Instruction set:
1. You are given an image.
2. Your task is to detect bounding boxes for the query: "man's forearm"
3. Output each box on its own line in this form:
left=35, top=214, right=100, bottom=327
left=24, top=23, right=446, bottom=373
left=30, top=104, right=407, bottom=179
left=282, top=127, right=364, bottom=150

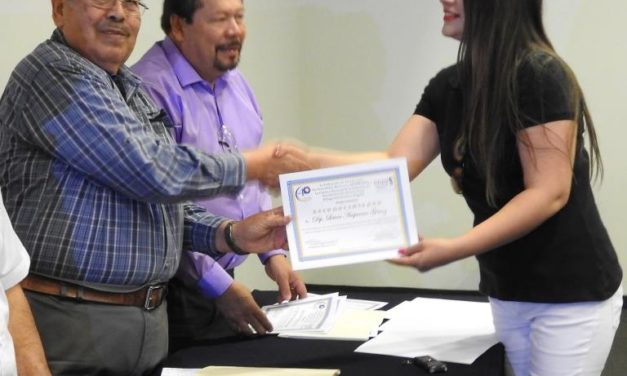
left=7, top=285, right=51, bottom=376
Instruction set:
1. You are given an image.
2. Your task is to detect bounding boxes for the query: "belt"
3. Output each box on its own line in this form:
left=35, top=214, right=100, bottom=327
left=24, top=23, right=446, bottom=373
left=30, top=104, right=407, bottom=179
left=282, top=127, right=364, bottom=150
left=21, top=274, right=167, bottom=311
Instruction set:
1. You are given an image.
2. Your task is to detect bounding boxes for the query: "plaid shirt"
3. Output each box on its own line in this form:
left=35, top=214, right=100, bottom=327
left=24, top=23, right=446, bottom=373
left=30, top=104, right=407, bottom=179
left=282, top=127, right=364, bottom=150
left=0, top=30, right=246, bottom=289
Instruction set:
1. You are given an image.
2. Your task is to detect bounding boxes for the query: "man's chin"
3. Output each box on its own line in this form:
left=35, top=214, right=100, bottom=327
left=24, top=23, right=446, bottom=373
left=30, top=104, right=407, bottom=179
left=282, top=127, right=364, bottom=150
left=214, top=61, right=239, bottom=73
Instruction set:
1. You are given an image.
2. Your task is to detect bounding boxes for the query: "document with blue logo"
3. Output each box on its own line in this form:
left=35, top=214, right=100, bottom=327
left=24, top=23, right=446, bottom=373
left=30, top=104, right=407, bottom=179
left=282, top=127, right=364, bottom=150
left=279, top=158, right=418, bottom=270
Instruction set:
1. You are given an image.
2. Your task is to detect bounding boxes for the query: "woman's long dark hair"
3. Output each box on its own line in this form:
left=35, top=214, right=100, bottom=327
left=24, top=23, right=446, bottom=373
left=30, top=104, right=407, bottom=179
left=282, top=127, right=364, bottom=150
left=457, top=0, right=601, bottom=207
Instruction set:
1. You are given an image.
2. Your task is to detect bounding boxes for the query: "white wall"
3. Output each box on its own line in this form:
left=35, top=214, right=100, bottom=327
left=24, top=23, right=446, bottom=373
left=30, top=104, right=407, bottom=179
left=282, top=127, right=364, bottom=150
left=2, top=0, right=625, bottom=293
left=240, top=0, right=627, bottom=292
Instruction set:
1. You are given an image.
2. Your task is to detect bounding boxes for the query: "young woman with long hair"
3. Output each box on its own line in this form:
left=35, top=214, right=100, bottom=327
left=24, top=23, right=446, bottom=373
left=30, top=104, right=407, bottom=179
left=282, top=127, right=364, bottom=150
left=299, top=0, right=623, bottom=374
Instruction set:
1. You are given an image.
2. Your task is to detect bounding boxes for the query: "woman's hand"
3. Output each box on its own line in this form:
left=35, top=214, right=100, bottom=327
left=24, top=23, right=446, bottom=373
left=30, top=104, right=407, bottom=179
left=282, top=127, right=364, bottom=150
left=387, top=237, right=463, bottom=272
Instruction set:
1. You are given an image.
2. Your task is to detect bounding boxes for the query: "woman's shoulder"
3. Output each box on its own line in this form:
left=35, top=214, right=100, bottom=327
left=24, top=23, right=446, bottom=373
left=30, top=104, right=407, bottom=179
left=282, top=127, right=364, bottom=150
left=414, top=63, right=461, bottom=124
left=420, top=63, right=461, bottom=99
left=518, top=50, right=570, bottom=83
left=516, top=49, right=577, bottom=126
left=430, top=63, right=460, bottom=86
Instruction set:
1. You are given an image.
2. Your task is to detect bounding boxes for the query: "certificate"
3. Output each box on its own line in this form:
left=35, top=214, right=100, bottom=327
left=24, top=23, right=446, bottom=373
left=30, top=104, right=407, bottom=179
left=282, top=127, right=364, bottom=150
left=261, top=293, right=342, bottom=333
left=279, top=158, right=418, bottom=270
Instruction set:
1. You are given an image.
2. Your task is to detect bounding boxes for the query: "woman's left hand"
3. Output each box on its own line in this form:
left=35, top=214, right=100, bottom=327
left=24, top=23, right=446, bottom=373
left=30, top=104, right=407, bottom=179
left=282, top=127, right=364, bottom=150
left=387, top=237, right=461, bottom=272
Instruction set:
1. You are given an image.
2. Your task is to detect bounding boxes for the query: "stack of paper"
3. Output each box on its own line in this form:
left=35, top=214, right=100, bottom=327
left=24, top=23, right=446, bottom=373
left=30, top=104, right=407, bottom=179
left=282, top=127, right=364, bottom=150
left=355, top=297, right=498, bottom=364
left=162, top=366, right=340, bottom=376
left=261, top=293, right=386, bottom=341
left=197, top=366, right=340, bottom=375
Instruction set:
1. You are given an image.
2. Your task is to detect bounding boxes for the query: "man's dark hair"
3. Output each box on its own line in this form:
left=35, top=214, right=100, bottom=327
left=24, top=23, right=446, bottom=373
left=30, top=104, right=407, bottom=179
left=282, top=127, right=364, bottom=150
left=161, top=0, right=204, bottom=34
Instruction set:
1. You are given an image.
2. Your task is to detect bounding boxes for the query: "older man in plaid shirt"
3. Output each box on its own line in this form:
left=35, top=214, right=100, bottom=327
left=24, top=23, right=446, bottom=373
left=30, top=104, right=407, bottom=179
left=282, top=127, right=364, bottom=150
left=0, top=0, right=308, bottom=374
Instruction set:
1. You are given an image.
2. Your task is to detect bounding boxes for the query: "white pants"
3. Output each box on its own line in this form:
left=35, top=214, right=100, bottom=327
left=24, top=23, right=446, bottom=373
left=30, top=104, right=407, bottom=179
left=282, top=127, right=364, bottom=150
left=489, top=285, right=623, bottom=376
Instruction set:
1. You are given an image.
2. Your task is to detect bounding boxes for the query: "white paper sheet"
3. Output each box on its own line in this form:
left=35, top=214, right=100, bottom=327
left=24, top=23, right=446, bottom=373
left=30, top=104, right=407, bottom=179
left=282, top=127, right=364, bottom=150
left=356, top=331, right=498, bottom=365
left=306, top=293, right=387, bottom=311
left=160, top=368, right=199, bottom=376
left=261, top=294, right=343, bottom=333
left=278, top=308, right=386, bottom=341
left=379, top=298, right=494, bottom=334
left=356, top=298, right=498, bottom=364
left=195, top=366, right=340, bottom=375
left=343, top=298, right=387, bottom=311
left=162, top=366, right=341, bottom=375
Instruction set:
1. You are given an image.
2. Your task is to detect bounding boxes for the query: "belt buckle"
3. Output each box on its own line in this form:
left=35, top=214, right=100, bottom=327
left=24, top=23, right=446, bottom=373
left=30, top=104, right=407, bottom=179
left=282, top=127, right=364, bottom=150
left=144, top=284, right=165, bottom=311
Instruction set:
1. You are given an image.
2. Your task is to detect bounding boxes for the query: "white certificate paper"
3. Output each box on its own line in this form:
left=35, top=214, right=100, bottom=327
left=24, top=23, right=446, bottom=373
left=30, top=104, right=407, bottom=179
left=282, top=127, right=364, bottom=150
left=262, top=293, right=342, bottom=333
left=279, top=158, right=418, bottom=270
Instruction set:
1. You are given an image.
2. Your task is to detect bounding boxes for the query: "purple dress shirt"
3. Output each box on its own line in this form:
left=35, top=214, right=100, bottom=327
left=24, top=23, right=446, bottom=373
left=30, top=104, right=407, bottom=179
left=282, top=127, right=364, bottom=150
left=132, top=37, right=285, bottom=298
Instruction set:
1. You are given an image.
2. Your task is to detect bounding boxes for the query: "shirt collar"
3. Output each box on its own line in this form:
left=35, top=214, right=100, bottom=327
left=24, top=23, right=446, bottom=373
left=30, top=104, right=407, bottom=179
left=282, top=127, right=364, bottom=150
left=51, top=28, right=143, bottom=97
left=161, top=36, right=230, bottom=91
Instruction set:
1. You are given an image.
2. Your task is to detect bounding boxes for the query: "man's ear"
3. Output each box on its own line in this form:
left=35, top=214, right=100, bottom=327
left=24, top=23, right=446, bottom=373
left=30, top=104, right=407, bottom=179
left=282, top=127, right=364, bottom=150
left=51, top=0, right=66, bottom=28
left=169, top=15, right=186, bottom=44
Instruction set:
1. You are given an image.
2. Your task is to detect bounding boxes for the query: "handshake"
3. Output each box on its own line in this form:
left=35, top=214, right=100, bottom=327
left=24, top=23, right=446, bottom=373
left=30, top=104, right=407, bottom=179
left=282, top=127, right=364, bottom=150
left=243, top=140, right=317, bottom=189
left=233, top=139, right=359, bottom=254
left=223, top=141, right=314, bottom=255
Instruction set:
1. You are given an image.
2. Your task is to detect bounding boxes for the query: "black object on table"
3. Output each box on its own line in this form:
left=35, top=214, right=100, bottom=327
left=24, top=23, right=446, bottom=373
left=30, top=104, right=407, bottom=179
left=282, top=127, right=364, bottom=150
left=157, top=284, right=505, bottom=376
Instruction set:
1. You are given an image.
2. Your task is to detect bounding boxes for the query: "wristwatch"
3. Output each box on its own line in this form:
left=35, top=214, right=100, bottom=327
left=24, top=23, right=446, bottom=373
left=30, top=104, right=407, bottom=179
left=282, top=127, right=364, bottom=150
left=224, top=221, right=249, bottom=255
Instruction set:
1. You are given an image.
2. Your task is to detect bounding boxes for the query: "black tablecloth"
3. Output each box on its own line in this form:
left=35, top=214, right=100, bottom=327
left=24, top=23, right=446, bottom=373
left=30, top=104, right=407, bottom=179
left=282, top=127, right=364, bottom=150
left=158, top=284, right=505, bottom=376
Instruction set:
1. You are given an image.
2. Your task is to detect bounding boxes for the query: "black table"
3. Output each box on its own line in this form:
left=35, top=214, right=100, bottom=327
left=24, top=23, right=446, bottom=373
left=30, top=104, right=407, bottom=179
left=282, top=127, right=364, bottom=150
left=158, top=284, right=505, bottom=376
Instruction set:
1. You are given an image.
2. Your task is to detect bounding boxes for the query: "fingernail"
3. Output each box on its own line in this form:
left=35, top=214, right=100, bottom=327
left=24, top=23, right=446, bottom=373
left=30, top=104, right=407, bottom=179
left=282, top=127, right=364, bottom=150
left=398, top=248, right=407, bottom=255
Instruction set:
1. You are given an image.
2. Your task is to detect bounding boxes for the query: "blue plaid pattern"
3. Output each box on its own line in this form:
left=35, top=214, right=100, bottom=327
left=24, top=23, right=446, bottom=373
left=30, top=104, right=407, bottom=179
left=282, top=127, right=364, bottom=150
left=0, top=30, right=246, bottom=288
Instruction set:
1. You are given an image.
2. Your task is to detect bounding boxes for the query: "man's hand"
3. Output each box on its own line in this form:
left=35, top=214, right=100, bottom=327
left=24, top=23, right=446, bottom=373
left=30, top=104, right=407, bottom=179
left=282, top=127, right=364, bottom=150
left=264, top=255, right=307, bottom=302
left=243, top=142, right=314, bottom=188
left=229, top=207, right=290, bottom=253
left=215, top=282, right=272, bottom=335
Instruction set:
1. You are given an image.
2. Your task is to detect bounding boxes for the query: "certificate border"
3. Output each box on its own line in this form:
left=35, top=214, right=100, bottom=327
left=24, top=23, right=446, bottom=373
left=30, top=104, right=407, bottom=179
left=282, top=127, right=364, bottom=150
left=286, top=167, right=409, bottom=260
left=279, top=158, right=418, bottom=270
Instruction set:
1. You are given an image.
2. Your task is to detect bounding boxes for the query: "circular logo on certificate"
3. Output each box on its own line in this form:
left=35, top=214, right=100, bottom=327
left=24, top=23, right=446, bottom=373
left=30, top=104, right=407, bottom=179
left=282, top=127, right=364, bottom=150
left=294, top=185, right=312, bottom=201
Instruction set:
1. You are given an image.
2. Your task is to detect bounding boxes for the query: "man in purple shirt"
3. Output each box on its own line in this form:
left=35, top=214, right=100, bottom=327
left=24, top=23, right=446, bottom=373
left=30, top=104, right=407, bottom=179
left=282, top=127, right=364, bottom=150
left=133, top=0, right=307, bottom=351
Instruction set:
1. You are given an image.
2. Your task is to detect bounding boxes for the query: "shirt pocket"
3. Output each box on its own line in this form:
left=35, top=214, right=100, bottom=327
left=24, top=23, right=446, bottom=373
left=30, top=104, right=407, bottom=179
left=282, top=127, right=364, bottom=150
left=146, top=108, right=175, bottom=142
